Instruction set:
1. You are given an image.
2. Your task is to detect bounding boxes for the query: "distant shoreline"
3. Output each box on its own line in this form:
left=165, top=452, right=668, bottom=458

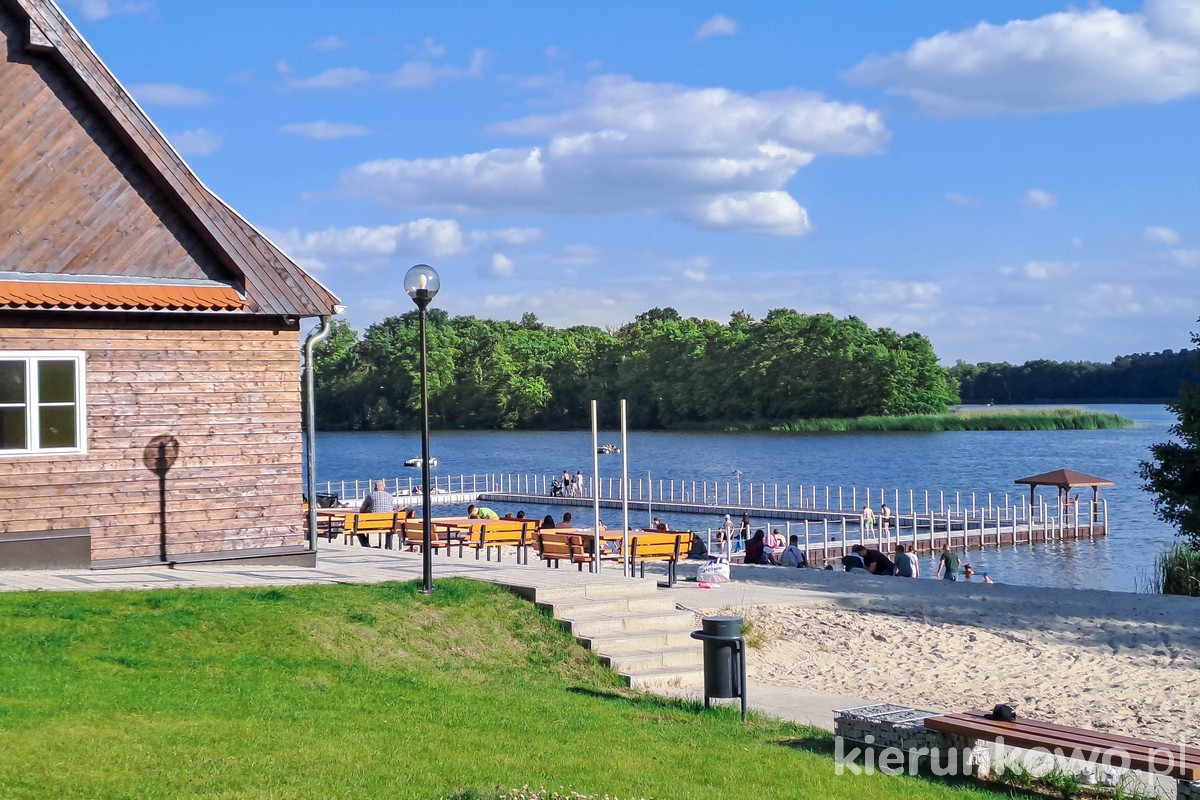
left=675, top=407, right=1134, bottom=433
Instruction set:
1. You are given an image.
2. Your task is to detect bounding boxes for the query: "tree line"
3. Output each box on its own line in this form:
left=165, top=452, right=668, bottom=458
left=312, top=307, right=959, bottom=430
left=950, top=349, right=1197, bottom=404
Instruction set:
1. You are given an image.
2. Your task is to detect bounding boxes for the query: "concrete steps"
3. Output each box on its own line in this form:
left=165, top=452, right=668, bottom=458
left=529, top=577, right=703, bottom=688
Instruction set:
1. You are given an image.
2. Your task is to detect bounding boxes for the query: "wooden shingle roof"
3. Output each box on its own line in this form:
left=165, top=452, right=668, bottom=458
left=0, top=0, right=341, bottom=318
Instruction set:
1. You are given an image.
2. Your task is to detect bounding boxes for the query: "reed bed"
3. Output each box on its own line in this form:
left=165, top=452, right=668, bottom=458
left=763, top=408, right=1133, bottom=433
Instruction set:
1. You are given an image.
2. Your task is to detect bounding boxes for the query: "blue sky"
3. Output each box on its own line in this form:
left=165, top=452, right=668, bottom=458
left=66, top=0, right=1199, bottom=363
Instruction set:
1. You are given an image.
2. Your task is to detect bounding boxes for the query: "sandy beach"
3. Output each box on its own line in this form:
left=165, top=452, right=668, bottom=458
left=683, top=565, right=1200, bottom=748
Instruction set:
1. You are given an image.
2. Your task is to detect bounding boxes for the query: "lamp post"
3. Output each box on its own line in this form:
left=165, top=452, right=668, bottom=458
left=404, top=264, right=440, bottom=594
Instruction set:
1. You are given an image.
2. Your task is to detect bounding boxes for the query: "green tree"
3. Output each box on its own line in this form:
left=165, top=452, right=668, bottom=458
left=1140, top=324, right=1200, bottom=549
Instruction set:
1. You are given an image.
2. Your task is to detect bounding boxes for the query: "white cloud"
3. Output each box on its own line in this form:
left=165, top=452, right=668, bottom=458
left=75, top=0, right=151, bottom=21
left=487, top=253, right=515, bottom=278
left=289, top=67, right=371, bottom=90
left=1071, top=237, right=1084, bottom=250
left=391, top=49, right=489, bottom=89
left=944, top=191, right=981, bottom=207
left=690, top=191, right=810, bottom=236
left=999, top=260, right=1063, bottom=280
left=482, top=294, right=519, bottom=310
left=421, top=37, right=446, bottom=58
left=312, top=35, right=346, bottom=51
left=469, top=227, right=544, bottom=247
left=549, top=244, right=605, bottom=266
left=1170, top=249, right=1200, bottom=268
left=171, top=128, right=224, bottom=156
left=270, top=220, right=545, bottom=274
left=695, top=14, right=740, bottom=41
left=279, top=121, right=370, bottom=140
left=846, top=1, right=1200, bottom=116
left=1144, top=225, right=1182, bottom=246
left=844, top=280, right=942, bottom=308
left=340, top=75, right=887, bottom=236
left=1020, top=188, right=1058, bottom=209
left=130, top=83, right=213, bottom=107
left=271, top=219, right=467, bottom=272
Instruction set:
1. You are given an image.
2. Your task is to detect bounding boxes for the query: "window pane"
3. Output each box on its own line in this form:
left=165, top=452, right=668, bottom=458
left=0, top=407, right=27, bottom=450
left=38, top=360, right=76, bottom=403
left=38, top=406, right=77, bottom=449
left=0, top=360, right=24, bottom=404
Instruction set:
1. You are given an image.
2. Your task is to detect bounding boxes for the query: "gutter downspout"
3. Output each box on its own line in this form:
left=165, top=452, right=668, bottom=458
left=303, top=315, right=335, bottom=552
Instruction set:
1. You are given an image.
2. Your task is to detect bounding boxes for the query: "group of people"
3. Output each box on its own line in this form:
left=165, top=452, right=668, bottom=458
left=860, top=502, right=892, bottom=536
left=550, top=469, right=587, bottom=498
left=840, top=542, right=992, bottom=582
left=742, top=528, right=808, bottom=568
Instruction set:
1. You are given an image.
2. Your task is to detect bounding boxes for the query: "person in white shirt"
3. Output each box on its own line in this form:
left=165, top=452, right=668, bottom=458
left=780, top=534, right=807, bottom=568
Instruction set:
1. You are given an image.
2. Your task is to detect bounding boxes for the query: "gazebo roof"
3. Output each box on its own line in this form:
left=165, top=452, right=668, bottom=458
left=1014, top=469, right=1114, bottom=490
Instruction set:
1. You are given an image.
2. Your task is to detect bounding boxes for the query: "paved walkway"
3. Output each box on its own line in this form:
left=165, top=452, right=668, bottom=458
left=0, top=542, right=867, bottom=730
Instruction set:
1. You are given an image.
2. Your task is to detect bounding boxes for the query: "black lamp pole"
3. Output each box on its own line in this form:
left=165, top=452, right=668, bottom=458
left=404, top=264, right=440, bottom=595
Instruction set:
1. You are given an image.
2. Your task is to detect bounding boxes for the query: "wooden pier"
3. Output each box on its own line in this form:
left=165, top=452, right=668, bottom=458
left=317, top=472, right=1109, bottom=566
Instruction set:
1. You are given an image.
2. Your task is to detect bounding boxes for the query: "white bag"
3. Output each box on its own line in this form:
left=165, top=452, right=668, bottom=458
left=697, top=556, right=731, bottom=584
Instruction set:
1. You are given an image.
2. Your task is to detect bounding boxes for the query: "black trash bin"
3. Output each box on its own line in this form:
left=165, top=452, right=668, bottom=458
left=691, top=615, right=747, bottom=720
left=316, top=492, right=339, bottom=508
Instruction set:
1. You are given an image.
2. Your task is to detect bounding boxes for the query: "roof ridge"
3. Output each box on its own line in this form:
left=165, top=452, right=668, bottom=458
left=3, top=0, right=340, bottom=318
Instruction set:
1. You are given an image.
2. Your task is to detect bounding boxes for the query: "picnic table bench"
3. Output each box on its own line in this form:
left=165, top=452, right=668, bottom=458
left=924, top=711, right=1200, bottom=782
left=399, top=519, right=467, bottom=556
left=337, top=511, right=407, bottom=548
left=438, top=519, right=541, bottom=564
left=535, top=531, right=621, bottom=571
left=628, top=530, right=693, bottom=586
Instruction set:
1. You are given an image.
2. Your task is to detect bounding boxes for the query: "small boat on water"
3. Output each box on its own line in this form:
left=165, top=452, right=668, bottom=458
left=404, top=456, right=438, bottom=468
left=597, top=443, right=620, bottom=454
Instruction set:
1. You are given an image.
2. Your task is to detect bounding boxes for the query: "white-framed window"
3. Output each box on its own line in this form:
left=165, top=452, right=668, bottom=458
left=0, top=351, right=86, bottom=456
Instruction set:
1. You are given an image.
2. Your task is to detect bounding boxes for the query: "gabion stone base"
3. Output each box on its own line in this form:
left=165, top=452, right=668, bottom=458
left=835, top=703, right=943, bottom=750
left=834, top=705, right=985, bottom=777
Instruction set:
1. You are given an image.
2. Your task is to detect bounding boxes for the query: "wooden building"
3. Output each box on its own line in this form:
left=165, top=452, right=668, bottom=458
left=0, top=0, right=341, bottom=568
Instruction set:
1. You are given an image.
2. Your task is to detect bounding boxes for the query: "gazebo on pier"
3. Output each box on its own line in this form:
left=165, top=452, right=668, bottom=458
left=1015, top=469, right=1113, bottom=523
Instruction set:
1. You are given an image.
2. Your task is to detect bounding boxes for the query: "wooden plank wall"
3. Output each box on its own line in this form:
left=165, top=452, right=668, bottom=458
left=0, top=6, right=233, bottom=284
left=0, top=313, right=307, bottom=564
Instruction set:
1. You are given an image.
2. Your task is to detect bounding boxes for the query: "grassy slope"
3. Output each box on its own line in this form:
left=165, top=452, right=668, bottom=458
left=0, top=580, right=1005, bottom=800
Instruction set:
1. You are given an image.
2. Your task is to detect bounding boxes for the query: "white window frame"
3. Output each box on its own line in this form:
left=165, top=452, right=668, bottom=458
left=0, top=351, right=87, bottom=456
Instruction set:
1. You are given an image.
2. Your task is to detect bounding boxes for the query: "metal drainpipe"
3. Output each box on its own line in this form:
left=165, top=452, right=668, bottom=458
left=303, top=315, right=334, bottom=552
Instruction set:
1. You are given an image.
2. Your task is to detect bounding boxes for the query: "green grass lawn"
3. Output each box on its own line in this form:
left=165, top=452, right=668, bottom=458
left=0, top=580, right=1008, bottom=799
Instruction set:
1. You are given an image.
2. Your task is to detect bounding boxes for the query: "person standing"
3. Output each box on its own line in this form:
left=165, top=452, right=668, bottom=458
left=894, top=544, right=919, bottom=578
left=879, top=502, right=892, bottom=536
left=717, top=514, right=734, bottom=551
left=358, top=480, right=394, bottom=547
left=575, top=470, right=585, bottom=496
left=935, top=544, right=960, bottom=581
left=862, top=504, right=875, bottom=537
left=561, top=469, right=572, bottom=497
left=737, top=513, right=750, bottom=553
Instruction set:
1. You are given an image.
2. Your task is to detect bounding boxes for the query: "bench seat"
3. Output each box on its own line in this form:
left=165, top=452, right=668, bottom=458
left=925, top=711, right=1199, bottom=781
left=628, top=531, right=694, bottom=586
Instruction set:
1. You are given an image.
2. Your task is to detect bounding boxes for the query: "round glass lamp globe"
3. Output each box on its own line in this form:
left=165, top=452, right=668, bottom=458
left=403, top=264, right=440, bottom=303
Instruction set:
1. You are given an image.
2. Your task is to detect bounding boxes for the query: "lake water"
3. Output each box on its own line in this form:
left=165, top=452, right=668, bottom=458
left=315, top=404, right=1179, bottom=594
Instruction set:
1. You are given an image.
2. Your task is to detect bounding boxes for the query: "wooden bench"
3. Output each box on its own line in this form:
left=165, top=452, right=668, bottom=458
left=399, top=519, right=465, bottom=557
left=924, top=711, right=1200, bottom=781
left=455, top=520, right=540, bottom=565
left=536, top=531, right=623, bottom=571
left=628, top=531, right=693, bottom=586
left=342, top=512, right=404, bottom=548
